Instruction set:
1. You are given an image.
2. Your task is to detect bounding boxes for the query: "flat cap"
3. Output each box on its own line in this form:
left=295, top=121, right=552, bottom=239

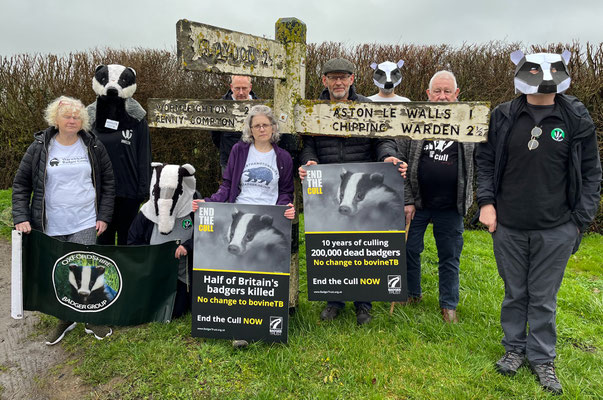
left=322, top=58, right=355, bottom=75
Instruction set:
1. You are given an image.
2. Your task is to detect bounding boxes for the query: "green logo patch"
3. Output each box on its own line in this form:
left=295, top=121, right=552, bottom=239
left=182, top=218, right=193, bottom=229
left=551, top=128, right=565, bottom=142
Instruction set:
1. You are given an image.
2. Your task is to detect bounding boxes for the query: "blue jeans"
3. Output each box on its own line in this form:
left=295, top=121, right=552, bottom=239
left=406, top=208, right=464, bottom=309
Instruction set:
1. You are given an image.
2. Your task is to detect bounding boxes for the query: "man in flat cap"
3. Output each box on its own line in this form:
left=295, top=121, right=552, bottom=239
left=299, top=57, right=405, bottom=325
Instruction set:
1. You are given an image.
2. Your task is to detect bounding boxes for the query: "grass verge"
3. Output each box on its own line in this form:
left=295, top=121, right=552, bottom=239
left=51, top=227, right=602, bottom=399
left=2, top=190, right=600, bottom=399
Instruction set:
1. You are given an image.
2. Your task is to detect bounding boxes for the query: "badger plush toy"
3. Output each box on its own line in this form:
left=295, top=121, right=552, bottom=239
left=88, top=64, right=151, bottom=246
left=128, top=163, right=197, bottom=319
left=510, top=50, right=571, bottom=94
left=368, top=60, right=410, bottom=102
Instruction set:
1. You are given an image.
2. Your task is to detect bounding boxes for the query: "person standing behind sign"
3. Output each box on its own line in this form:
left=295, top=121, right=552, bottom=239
left=12, top=95, right=115, bottom=344
left=368, top=60, right=411, bottom=102
left=399, top=71, right=475, bottom=324
left=194, top=104, right=295, bottom=348
left=211, top=75, right=259, bottom=173
left=476, top=50, right=601, bottom=395
left=298, top=57, right=406, bottom=326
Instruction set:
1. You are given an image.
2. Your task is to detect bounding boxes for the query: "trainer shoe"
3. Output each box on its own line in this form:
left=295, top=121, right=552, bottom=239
left=84, top=324, right=113, bottom=340
left=495, top=351, right=525, bottom=376
left=530, top=362, right=563, bottom=395
left=45, top=320, right=77, bottom=346
left=356, top=304, right=372, bottom=325
left=232, top=339, right=249, bottom=349
left=320, top=305, right=341, bottom=321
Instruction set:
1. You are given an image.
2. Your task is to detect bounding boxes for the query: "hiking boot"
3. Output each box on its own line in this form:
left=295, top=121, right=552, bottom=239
left=495, top=351, right=525, bottom=376
left=530, top=362, right=563, bottom=395
left=441, top=308, right=459, bottom=323
left=232, top=339, right=249, bottom=349
left=84, top=324, right=113, bottom=340
left=45, top=320, right=76, bottom=346
left=320, top=305, right=341, bottom=321
left=356, top=304, right=372, bottom=325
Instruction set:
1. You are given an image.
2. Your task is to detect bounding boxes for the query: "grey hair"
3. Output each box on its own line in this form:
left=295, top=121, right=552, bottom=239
left=428, top=70, right=457, bottom=91
left=44, top=96, right=90, bottom=131
left=241, top=105, right=280, bottom=144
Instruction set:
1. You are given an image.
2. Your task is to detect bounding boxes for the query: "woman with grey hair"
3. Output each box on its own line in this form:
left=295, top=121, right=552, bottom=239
left=193, top=105, right=294, bottom=348
left=12, top=95, right=115, bottom=344
left=194, top=105, right=294, bottom=214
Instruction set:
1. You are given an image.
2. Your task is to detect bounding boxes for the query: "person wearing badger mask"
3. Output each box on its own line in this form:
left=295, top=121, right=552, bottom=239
left=368, top=60, right=410, bottom=102
left=476, top=50, right=601, bottom=395
left=88, top=64, right=151, bottom=245
left=128, top=163, right=197, bottom=319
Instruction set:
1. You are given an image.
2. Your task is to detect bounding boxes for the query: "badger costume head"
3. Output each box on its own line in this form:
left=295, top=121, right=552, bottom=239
left=140, top=163, right=196, bottom=234
left=370, top=60, right=405, bottom=94
left=510, top=50, right=571, bottom=95
left=88, top=64, right=145, bottom=132
left=92, top=64, right=137, bottom=99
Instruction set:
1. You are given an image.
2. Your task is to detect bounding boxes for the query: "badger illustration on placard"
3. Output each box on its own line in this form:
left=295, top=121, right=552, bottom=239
left=337, top=169, right=403, bottom=230
left=227, top=209, right=289, bottom=272
left=68, top=263, right=117, bottom=305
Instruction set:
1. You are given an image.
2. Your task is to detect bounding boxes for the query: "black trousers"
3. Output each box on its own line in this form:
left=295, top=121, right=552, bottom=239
left=97, top=197, right=141, bottom=245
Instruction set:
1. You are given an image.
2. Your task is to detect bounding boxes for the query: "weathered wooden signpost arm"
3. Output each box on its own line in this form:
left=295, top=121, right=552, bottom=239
left=295, top=101, right=490, bottom=143
left=176, top=19, right=287, bottom=79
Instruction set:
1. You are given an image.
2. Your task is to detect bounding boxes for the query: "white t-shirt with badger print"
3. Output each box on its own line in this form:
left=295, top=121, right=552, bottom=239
left=235, top=144, right=279, bottom=205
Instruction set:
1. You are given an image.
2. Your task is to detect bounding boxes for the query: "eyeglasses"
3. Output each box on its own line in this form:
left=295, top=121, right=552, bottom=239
left=528, top=126, right=542, bottom=151
left=326, top=74, right=351, bottom=82
left=251, top=123, right=272, bottom=131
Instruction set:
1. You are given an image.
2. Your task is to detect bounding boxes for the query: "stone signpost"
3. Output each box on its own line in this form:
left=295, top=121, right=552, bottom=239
left=148, top=17, right=491, bottom=311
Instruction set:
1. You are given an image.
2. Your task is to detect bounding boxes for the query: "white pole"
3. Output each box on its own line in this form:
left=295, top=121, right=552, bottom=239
left=11, top=230, right=23, bottom=319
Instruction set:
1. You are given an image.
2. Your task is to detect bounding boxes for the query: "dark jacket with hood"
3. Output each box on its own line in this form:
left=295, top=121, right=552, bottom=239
left=300, top=86, right=397, bottom=165
left=476, top=94, right=601, bottom=243
left=87, top=97, right=151, bottom=201
left=12, top=127, right=115, bottom=231
left=211, top=89, right=259, bottom=167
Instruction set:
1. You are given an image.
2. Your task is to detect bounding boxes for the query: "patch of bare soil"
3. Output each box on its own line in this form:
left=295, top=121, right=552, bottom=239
left=0, top=237, right=95, bottom=400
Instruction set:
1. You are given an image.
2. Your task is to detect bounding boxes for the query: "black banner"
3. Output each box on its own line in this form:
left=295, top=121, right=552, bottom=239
left=192, top=203, right=291, bottom=343
left=18, top=230, right=179, bottom=325
left=303, top=162, right=407, bottom=301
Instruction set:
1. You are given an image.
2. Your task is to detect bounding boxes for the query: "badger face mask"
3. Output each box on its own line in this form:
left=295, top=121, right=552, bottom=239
left=510, top=50, right=571, bottom=95
left=140, top=163, right=196, bottom=234
left=370, top=60, right=405, bottom=90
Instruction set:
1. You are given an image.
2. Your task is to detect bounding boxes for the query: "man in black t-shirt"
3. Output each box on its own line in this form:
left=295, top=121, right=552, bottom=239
left=399, top=71, right=475, bottom=324
left=476, top=51, right=601, bottom=395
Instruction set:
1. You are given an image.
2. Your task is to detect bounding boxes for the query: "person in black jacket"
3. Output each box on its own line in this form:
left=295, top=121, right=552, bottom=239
left=211, top=75, right=259, bottom=172
left=12, top=95, right=115, bottom=344
left=299, top=58, right=406, bottom=326
left=476, top=50, right=601, bottom=395
left=88, top=64, right=151, bottom=246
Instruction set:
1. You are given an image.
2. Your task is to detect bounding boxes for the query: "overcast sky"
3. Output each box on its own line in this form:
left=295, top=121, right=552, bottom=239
left=1, top=0, right=601, bottom=56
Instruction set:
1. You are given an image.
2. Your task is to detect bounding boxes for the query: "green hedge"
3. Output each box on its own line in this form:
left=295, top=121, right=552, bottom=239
left=1, top=42, right=601, bottom=231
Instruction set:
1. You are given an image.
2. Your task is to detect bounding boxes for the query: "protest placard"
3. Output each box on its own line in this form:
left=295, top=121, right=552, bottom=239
left=303, top=162, right=407, bottom=302
left=192, top=203, right=291, bottom=343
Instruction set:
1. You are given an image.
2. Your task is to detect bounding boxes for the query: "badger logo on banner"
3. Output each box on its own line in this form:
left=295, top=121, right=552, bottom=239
left=52, top=251, right=121, bottom=312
